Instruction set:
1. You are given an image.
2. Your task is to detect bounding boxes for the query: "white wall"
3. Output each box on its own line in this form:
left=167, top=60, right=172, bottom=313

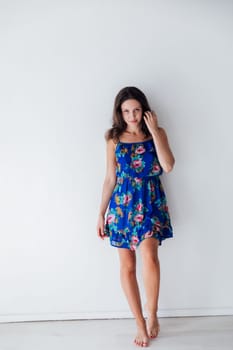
left=0, top=0, right=232, bottom=322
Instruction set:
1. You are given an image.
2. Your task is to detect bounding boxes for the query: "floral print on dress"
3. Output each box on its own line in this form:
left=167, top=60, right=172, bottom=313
left=104, top=139, right=173, bottom=250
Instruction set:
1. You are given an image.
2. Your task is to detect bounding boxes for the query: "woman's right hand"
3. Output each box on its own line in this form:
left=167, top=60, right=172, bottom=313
left=96, top=214, right=106, bottom=240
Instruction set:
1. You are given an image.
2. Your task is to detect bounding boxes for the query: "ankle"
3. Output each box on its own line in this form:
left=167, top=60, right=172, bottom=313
left=148, top=313, right=158, bottom=320
left=146, top=305, right=158, bottom=317
left=136, top=316, right=146, bottom=326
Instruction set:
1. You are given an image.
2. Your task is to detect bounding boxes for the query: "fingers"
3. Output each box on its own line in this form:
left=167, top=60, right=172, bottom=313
left=97, top=226, right=105, bottom=240
left=144, top=110, right=157, bottom=119
left=144, top=110, right=158, bottom=131
left=96, top=215, right=106, bottom=240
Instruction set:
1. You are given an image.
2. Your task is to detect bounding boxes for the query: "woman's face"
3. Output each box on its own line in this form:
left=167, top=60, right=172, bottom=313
left=121, top=99, right=143, bottom=127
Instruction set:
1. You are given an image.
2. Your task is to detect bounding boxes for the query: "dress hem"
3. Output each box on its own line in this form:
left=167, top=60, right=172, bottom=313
left=107, top=233, right=173, bottom=251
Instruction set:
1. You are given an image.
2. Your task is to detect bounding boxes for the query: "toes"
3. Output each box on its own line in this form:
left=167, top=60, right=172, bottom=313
left=148, top=321, right=160, bottom=339
left=149, top=328, right=159, bottom=339
left=134, top=338, right=148, bottom=347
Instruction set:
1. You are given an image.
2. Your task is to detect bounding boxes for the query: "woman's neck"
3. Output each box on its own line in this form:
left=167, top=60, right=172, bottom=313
left=125, top=128, right=142, bottom=136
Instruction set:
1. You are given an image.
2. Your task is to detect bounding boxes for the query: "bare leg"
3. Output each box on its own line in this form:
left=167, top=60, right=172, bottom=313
left=140, top=238, right=160, bottom=339
left=118, top=248, right=149, bottom=347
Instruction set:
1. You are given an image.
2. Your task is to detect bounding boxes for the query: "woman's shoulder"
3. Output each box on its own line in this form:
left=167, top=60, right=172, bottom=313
left=104, top=131, right=119, bottom=145
left=104, top=129, right=119, bottom=143
left=105, top=137, right=118, bottom=149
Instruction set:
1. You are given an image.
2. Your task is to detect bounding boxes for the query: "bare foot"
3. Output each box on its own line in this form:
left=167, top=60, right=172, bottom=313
left=134, top=319, right=149, bottom=347
left=147, top=314, right=160, bottom=339
left=144, top=303, right=160, bottom=339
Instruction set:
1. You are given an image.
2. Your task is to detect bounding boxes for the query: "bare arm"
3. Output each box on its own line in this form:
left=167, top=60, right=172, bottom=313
left=144, top=111, right=175, bottom=173
left=97, top=139, right=117, bottom=239
left=151, top=127, right=175, bottom=173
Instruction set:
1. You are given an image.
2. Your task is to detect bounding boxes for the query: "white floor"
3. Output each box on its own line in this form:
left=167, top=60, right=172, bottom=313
left=0, top=316, right=233, bottom=350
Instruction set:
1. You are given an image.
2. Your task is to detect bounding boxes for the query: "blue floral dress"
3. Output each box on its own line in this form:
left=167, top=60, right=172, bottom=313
left=104, top=138, right=173, bottom=250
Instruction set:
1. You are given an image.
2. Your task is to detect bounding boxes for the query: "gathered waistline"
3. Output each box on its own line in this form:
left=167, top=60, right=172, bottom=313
left=116, top=174, right=160, bottom=183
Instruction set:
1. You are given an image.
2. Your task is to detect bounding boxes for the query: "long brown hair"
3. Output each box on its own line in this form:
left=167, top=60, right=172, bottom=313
left=105, top=86, right=152, bottom=142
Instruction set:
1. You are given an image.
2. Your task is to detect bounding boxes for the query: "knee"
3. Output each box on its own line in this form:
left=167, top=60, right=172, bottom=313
left=120, top=262, right=136, bottom=275
left=143, top=254, right=160, bottom=268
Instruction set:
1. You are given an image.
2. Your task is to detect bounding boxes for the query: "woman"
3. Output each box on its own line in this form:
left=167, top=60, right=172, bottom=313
left=96, top=86, right=175, bottom=347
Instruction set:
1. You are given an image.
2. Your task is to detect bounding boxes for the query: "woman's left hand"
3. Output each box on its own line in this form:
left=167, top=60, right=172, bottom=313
left=143, top=110, right=159, bottom=135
